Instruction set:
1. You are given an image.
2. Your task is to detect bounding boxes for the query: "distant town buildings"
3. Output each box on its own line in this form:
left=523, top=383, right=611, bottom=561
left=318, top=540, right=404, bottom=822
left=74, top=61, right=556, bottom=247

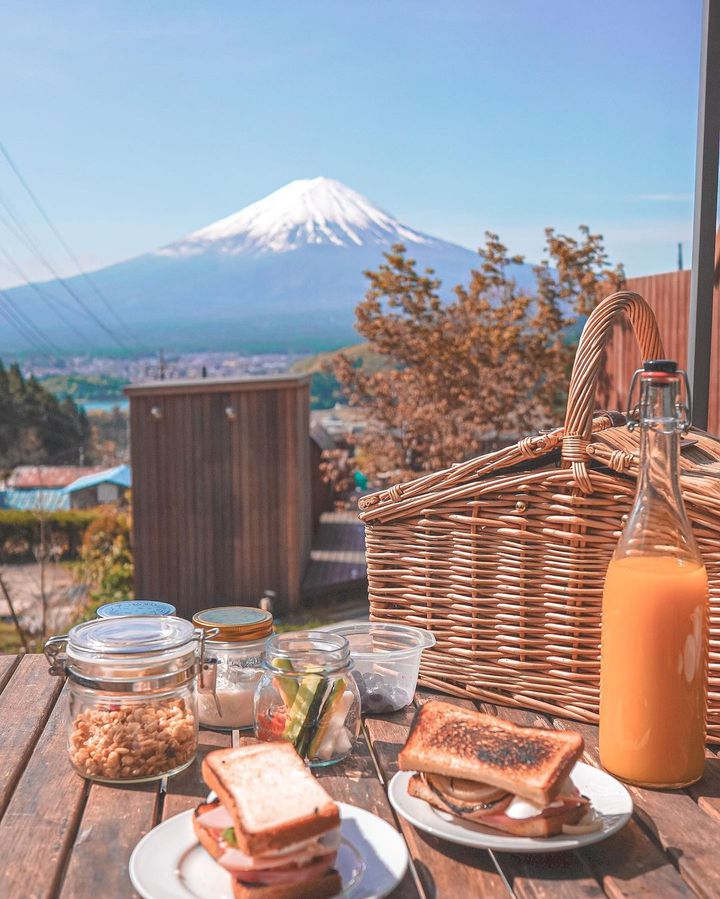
left=0, top=464, right=130, bottom=511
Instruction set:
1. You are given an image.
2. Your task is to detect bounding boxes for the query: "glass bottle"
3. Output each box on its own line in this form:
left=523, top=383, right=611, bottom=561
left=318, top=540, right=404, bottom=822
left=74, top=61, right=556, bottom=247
left=599, top=360, right=708, bottom=788
left=254, top=631, right=361, bottom=767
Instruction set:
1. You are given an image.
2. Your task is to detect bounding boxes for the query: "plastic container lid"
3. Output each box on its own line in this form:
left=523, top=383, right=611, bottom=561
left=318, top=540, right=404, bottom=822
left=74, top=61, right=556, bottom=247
left=97, top=600, right=177, bottom=618
left=192, top=606, right=273, bottom=643
left=68, top=615, right=195, bottom=660
left=327, top=622, right=436, bottom=659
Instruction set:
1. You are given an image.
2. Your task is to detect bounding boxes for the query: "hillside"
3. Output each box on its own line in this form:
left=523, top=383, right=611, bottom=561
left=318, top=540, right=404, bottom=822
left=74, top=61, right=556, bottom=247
left=292, top=342, right=394, bottom=409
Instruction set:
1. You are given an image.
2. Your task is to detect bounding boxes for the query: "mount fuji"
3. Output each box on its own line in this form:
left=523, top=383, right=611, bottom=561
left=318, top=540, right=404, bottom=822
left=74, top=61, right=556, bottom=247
left=0, top=177, right=535, bottom=354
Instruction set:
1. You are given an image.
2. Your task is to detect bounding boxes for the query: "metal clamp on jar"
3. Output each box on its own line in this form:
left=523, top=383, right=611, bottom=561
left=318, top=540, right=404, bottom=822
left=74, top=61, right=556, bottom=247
left=45, top=616, right=208, bottom=784
left=192, top=607, right=273, bottom=731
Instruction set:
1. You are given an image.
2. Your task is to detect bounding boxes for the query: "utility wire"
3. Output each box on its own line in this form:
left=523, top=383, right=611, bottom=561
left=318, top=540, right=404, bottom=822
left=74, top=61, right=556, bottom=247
left=0, top=188, right=132, bottom=351
left=0, top=243, right=99, bottom=349
left=0, top=288, right=62, bottom=354
left=0, top=294, right=54, bottom=355
left=0, top=202, right=81, bottom=314
left=0, top=140, right=142, bottom=347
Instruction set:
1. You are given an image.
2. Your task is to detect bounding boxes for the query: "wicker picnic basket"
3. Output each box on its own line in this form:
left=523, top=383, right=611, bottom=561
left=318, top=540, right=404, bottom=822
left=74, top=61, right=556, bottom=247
left=358, top=291, right=720, bottom=741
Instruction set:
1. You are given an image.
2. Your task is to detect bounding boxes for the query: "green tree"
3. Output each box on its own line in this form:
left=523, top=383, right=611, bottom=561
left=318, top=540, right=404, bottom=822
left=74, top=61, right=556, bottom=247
left=0, top=362, right=90, bottom=467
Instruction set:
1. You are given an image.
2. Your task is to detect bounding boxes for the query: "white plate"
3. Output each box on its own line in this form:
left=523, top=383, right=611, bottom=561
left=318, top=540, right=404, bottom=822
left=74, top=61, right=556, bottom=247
left=388, top=762, right=632, bottom=853
left=129, top=801, right=408, bottom=899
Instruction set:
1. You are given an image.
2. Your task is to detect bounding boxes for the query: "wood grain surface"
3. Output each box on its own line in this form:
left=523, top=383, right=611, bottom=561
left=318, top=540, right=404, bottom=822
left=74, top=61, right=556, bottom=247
left=0, top=654, right=718, bottom=898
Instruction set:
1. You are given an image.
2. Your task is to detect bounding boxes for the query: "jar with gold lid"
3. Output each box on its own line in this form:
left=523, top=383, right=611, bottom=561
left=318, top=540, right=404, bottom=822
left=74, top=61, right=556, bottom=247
left=192, top=607, right=273, bottom=731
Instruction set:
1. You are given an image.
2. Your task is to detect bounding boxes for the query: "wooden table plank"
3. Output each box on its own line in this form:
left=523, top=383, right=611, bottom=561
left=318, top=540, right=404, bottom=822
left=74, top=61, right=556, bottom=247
left=552, top=716, right=720, bottom=899
left=0, top=654, right=64, bottom=818
left=582, top=820, right=694, bottom=899
left=60, top=781, right=159, bottom=899
left=317, top=727, right=422, bottom=899
left=0, top=652, right=20, bottom=695
left=0, top=686, right=87, bottom=899
left=687, top=753, right=720, bottom=823
left=161, top=728, right=232, bottom=821
left=365, top=702, right=509, bottom=899
left=483, top=704, right=696, bottom=899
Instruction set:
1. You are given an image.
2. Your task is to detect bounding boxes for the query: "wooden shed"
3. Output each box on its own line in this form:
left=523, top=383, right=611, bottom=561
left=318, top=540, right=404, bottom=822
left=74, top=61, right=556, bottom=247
left=126, top=375, right=313, bottom=617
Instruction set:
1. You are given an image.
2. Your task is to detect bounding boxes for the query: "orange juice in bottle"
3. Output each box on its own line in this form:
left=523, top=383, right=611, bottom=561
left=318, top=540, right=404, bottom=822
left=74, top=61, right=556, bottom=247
left=599, top=360, right=708, bottom=788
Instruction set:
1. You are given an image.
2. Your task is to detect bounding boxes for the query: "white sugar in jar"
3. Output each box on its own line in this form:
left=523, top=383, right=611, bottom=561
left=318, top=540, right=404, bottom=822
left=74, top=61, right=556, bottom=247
left=192, top=607, right=273, bottom=731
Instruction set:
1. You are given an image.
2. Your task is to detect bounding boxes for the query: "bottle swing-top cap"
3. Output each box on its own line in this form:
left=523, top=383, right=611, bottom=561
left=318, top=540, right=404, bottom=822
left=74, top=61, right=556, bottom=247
left=626, top=359, right=691, bottom=433
left=642, top=360, right=677, bottom=373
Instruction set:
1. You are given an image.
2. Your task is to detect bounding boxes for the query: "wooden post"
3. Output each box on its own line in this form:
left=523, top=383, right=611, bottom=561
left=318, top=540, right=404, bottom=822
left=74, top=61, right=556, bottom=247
left=0, top=570, right=30, bottom=653
left=688, top=0, right=720, bottom=430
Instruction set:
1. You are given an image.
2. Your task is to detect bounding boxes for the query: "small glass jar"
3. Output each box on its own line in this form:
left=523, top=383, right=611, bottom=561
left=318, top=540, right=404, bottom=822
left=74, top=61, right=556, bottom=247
left=254, top=631, right=361, bottom=767
left=44, top=616, right=201, bottom=784
left=192, top=607, right=273, bottom=731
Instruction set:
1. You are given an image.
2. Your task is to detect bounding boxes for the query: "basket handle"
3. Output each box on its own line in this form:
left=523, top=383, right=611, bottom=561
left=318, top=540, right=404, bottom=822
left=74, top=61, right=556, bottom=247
left=561, top=291, right=664, bottom=483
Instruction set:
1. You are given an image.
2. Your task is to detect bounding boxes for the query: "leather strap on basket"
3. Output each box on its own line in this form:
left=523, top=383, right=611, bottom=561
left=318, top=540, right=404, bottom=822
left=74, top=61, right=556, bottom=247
left=562, top=290, right=664, bottom=492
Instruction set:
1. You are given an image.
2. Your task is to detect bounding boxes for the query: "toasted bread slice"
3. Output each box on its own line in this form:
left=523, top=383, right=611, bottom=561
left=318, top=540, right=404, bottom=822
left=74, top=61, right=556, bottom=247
left=399, top=701, right=583, bottom=806
left=201, top=743, right=340, bottom=856
left=408, top=774, right=585, bottom=837
left=231, top=869, right=342, bottom=899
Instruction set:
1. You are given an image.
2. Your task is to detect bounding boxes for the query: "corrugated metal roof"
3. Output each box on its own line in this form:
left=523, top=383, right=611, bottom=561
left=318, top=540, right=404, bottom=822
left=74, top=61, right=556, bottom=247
left=7, top=466, right=103, bottom=489
left=64, top=464, right=131, bottom=494
left=0, top=488, right=70, bottom=511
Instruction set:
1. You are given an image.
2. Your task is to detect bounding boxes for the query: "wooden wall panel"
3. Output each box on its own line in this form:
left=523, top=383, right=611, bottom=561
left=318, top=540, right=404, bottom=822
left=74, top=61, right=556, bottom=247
left=127, top=377, right=312, bottom=617
left=600, top=271, right=720, bottom=435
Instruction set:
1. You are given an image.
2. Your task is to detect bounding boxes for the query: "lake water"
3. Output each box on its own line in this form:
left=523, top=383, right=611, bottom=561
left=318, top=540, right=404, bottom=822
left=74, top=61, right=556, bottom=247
left=82, top=399, right=129, bottom=414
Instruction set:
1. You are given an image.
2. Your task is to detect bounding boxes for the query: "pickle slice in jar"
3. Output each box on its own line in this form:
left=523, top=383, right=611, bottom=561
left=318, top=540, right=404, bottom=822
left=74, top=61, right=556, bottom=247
left=283, top=674, right=325, bottom=748
left=271, top=657, right=299, bottom=708
left=307, top=678, right=346, bottom=759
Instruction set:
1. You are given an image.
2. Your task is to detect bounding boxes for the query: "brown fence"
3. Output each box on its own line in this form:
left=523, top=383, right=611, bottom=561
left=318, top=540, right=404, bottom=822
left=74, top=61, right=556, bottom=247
left=601, top=270, right=720, bottom=435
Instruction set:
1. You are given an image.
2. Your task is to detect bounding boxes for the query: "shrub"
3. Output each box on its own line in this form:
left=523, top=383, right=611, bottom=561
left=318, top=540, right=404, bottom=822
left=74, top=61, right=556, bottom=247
left=76, top=506, right=133, bottom=618
left=0, top=509, right=98, bottom=561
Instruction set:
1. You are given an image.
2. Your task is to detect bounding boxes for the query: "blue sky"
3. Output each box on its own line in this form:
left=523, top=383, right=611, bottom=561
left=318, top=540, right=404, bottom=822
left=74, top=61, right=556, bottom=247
left=0, top=0, right=703, bottom=287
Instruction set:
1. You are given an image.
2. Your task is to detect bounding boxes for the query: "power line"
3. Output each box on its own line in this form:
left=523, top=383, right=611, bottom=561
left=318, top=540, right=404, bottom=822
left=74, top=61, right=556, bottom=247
left=0, top=189, right=132, bottom=352
left=0, top=242, right=100, bottom=350
left=0, top=294, right=54, bottom=355
left=0, top=288, right=62, bottom=354
left=0, top=140, right=142, bottom=347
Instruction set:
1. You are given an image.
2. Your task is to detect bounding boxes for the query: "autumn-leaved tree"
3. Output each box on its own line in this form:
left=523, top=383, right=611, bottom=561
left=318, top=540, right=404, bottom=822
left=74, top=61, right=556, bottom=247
left=331, top=227, right=623, bottom=481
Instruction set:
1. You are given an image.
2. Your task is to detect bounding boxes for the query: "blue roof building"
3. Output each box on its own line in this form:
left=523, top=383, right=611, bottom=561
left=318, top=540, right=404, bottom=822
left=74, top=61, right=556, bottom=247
left=0, top=488, right=70, bottom=512
left=63, top=464, right=132, bottom=508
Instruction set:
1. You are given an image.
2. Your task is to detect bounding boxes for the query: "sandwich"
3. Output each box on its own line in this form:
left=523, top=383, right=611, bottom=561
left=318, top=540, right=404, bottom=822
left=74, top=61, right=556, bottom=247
left=193, top=741, right=342, bottom=898
left=399, top=701, right=600, bottom=837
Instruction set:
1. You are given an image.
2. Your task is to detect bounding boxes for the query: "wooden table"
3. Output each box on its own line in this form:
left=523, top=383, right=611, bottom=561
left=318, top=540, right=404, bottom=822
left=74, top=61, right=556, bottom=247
left=1, top=652, right=719, bottom=898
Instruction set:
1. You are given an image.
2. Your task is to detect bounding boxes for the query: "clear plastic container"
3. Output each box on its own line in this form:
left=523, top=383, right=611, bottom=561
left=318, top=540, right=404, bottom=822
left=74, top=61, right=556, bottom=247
left=45, top=616, right=201, bottom=783
left=327, top=623, right=436, bottom=713
left=254, top=631, right=361, bottom=767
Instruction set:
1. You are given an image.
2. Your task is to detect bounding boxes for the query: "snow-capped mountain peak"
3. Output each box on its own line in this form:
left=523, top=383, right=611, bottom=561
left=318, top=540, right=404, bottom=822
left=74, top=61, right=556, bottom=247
left=156, top=177, right=432, bottom=257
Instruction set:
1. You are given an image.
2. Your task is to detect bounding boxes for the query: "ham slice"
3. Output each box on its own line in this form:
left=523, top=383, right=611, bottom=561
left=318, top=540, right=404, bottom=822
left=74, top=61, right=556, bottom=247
left=218, top=837, right=337, bottom=874
left=235, top=857, right=335, bottom=886
left=197, top=804, right=234, bottom=830
left=195, top=810, right=340, bottom=875
left=482, top=796, right=588, bottom=830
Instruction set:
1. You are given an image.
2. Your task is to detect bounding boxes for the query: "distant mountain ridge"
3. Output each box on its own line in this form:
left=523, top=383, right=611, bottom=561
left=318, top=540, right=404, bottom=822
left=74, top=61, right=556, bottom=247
left=0, top=177, right=536, bottom=355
